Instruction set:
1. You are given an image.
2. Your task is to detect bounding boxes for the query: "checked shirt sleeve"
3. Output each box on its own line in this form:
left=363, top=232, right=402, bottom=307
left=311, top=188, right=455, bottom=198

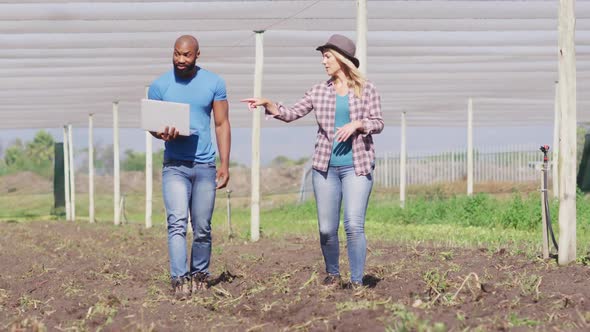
left=359, top=82, right=384, bottom=137
left=272, top=88, right=314, bottom=123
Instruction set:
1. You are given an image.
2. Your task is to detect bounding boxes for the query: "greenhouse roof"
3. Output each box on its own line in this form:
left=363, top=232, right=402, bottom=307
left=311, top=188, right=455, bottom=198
left=0, top=0, right=588, bottom=128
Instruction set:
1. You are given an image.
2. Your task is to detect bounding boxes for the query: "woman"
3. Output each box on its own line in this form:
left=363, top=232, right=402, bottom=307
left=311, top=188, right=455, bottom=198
left=242, top=34, right=383, bottom=288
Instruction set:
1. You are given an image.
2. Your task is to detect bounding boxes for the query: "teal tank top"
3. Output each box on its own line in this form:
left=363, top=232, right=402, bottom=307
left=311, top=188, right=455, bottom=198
left=329, top=94, right=353, bottom=166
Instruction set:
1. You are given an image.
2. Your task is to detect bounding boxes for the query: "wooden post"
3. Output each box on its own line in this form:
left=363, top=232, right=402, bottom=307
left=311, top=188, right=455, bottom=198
left=88, top=114, right=95, bottom=223
left=250, top=30, right=264, bottom=242
left=400, top=112, right=407, bottom=208
left=63, top=125, right=71, bottom=221
left=113, top=101, right=121, bottom=226
left=68, top=124, right=75, bottom=220
left=557, top=0, right=577, bottom=265
left=553, top=81, right=560, bottom=199
left=356, top=0, right=368, bottom=75
left=467, top=98, right=474, bottom=195
left=145, top=87, right=153, bottom=229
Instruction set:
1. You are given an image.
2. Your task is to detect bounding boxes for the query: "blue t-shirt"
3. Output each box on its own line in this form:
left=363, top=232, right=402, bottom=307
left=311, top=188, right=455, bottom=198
left=330, top=94, right=353, bottom=166
left=148, top=68, right=227, bottom=163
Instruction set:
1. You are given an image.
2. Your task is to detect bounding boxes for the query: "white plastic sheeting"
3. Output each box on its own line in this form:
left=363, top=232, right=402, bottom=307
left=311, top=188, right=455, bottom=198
left=0, top=0, right=589, bottom=128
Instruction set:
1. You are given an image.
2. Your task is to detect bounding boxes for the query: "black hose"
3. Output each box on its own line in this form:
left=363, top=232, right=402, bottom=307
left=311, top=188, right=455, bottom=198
left=543, top=165, right=559, bottom=251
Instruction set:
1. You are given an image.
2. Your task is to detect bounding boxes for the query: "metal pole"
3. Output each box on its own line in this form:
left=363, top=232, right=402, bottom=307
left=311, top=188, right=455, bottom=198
left=450, top=150, right=455, bottom=182
left=518, top=145, right=523, bottom=183
left=391, top=153, right=400, bottom=187
left=541, top=152, right=550, bottom=259
left=113, top=101, right=121, bottom=226
left=508, top=145, right=514, bottom=182
left=88, top=114, right=95, bottom=223
left=383, top=153, right=388, bottom=187
left=250, top=31, right=264, bottom=242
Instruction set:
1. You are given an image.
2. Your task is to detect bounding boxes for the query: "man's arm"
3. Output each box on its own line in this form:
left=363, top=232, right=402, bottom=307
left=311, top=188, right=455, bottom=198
left=213, top=100, right=231, bottom=189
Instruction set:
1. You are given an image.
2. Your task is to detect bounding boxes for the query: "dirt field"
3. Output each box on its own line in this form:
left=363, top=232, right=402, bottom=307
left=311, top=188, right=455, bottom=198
left=1, top=221, right=590, bottom=331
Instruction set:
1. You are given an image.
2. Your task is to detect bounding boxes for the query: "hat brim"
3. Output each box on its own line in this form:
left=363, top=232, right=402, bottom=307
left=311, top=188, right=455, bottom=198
left=316, top=44, right=360, bottom=68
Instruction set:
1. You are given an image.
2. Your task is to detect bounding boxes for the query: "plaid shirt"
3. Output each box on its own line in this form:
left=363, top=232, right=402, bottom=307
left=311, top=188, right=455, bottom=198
left=274, top=79, right=383, bottom=176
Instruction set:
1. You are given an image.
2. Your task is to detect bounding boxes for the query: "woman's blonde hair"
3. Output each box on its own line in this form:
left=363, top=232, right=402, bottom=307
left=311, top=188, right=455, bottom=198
left=326, top=49, right=366, bottom=98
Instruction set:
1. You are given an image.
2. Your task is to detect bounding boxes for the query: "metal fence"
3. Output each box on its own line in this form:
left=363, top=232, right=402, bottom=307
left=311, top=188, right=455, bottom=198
left=374, top=145, right=547, bottom=187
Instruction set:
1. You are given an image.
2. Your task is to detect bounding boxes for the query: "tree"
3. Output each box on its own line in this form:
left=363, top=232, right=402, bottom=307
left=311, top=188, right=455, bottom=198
left=270, top=155, right=291, bottom=167
left=269, top=155, right=308, bottom=167
left=27, top=130, right=54, bottom=166
left=95, top=144, right=114, bottom=175
left=0, top=131, right=55, bottom=178
left=122, top=149, right=146, bottom=171
left=4, top=139, right=26, bottom=169
left=215, top=155, right=241, bottom=168
left=121, top=149, right=165, bottom=175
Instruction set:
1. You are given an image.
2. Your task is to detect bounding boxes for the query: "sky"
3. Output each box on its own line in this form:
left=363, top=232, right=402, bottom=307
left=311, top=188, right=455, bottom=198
left=0, top=124, right=554, bottom=167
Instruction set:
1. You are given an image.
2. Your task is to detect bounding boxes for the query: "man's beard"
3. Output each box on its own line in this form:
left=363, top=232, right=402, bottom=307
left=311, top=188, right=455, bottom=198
left=174, top=61, right=196, bottom=77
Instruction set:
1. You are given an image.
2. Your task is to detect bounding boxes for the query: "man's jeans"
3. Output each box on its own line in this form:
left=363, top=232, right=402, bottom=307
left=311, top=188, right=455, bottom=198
left=162, top=160, right=217, bottom=279
left=312, top=165, right=373, bottom=283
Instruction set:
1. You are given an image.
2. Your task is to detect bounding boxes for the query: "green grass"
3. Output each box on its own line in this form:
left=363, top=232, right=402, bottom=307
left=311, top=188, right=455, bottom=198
left=3, top=189, right=590, bottom=255
left=0, top=193, right=59, bottom=220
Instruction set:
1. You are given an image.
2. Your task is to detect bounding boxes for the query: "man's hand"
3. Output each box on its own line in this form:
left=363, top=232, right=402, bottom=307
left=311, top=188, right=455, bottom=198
left=155, top=126, right=179, bottom=141
left=216, top=165, right=230, bottom=189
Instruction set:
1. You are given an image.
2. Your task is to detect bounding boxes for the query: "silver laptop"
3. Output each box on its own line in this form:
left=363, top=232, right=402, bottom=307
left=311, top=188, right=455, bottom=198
left=140, top=99, right=191, bottom=136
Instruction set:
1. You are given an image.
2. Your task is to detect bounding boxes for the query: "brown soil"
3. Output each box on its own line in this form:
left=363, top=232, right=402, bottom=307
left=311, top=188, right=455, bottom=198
left=0, top=172, right=52, bottom=195
left=1, top=221, right=590, bottom=331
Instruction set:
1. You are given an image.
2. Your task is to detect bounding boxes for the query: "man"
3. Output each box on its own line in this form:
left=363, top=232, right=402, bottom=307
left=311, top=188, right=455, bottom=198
left=148, top=35, right=231, bottom=300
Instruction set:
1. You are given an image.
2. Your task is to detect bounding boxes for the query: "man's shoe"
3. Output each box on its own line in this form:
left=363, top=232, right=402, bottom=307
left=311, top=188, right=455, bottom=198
left=191, top=272, right=210, bottom=293
left=321, top=274, right=342, bottom=289
left=171, top=276, right=190, bottom=300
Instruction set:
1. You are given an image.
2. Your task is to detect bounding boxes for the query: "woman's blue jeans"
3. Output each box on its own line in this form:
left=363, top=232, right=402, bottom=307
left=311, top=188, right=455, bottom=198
left=312, top=165, right=373, bottom=283
left=162, top=160, right=217, bottom=279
